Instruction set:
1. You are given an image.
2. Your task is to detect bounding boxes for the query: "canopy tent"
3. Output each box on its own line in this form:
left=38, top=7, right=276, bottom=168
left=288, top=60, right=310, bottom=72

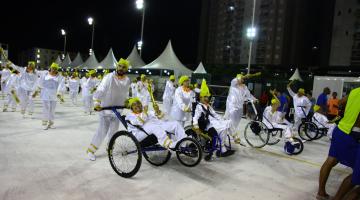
left=60, top=53, right=72, bottom=68
left=126, top=45, right=146, bottom=68
left=69, top=52, right=84, bottom=68
left=54, top=56, right=62, bottom=64
left=80, top=53, right=100, bottom=69
left=141, top=40, right=193, bottom=78
left=289, top=68, right=303, bottom=82
left=193, top=62, right=207, bottom=74
left=99, top=48, right=117, bottom=69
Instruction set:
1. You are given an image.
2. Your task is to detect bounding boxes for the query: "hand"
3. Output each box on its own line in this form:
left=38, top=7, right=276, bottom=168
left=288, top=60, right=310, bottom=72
left=184, top=106, right=191, bottom=112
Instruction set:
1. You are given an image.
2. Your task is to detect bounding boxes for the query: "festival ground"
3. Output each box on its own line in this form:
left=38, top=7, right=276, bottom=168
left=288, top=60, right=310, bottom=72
left=0, top=94, right=351, bottom=200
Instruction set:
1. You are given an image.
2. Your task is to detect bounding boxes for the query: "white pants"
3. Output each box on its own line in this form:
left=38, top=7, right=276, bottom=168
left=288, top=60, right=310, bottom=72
left=228, top=109, right=243, bottom=132
left=5, top=93, right=17, bottom=108
left=163, top=98, right=173, bottom=115
left=84, top=95, right=93, bottom=112
left=69, top=90, right=78, bottom=105
left=42, top=100, right=56, bottom=121
left=1, top=81, right=7, bottom=96
left=18, top=89, right=34, bottom=113
left=89, top=115, right=120, bottom=152
left=293, top=115, right=303, bottom=132
left=272, top=123, right=293, bottom=139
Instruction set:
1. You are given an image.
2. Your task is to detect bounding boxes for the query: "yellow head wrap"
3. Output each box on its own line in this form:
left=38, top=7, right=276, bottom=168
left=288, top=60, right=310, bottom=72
left=50, top=63, right=60, bottom=70
left=298, top=88, right=305, bottom=94
left=117, top=58, right=130, bottom=69
left=200, top=79, right=211, bottom=97
left=313, top=105, right=320, bottom=112
left=104, top=69, right=110, bottom=76
left=169, top=75, right=175, bottom=80
left=127, top=97, right=141, bottom=108
left=236, top=73, right=244, bottom=80
left=140, top=74, right=146, bottom=80
left=89, top=69, right=96, bottom=76
left=178, top=75, right=189, bottom=85
left=28, top=61, right=35, bottom=66
left=271, top=98, right=280, bottom=105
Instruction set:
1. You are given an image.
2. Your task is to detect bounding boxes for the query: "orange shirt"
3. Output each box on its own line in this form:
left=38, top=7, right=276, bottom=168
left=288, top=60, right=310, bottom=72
left=328, top=97, right=339, bottom=115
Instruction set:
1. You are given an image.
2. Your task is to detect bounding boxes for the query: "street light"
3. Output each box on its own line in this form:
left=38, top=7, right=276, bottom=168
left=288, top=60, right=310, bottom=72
left=60, top=29, right=67, bottom=60
left=88, top=17, right=95, bottom=55
left=246, top=0, right=257, bottom=75
left=136, top=0, right=145, bottom=57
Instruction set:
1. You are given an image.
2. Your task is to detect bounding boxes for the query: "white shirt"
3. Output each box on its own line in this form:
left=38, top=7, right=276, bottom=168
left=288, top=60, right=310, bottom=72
left=287, top=87, right=312, bottom=117
left=162, top=80, right=176, bottom=100
left=38, top=72, right=64, bottom=101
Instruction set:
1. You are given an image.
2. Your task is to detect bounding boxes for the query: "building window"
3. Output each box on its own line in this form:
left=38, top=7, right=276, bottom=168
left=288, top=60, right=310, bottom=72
left=276, top=36, right=281, bottom=40
left=275, top=54, right=279, bottom=59
left=276, top=45, right=280, bottom=49
left=266, top=54, right=270, bottom=58
left=348, top=8, right=352, bottom=13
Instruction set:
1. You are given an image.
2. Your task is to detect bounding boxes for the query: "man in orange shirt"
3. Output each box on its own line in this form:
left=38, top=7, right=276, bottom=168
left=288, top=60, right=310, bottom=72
left=328, top=92, right=339, bottom=120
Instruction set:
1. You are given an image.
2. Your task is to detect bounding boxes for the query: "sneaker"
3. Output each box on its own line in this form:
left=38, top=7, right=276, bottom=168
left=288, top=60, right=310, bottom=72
left=87, top=151, right=96, bottom=161
left=42, top=120, right=48, bottom=126
left=216, top=149, right=235, bottom=157
left=3, top=108, right=7, bottom=112
left=48, top=121, right=54, bottom=129
left=204, top=153, right=213, bottom=161
left=289, top=138, right=300, bottom=146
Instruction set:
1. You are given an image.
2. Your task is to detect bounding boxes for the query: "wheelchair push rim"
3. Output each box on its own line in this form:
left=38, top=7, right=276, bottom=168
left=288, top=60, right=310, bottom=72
left=244, top=120, right=270, bottom=148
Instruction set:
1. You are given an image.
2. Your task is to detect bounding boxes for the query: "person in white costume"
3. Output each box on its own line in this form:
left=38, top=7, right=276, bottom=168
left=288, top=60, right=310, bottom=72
left=130, top=78, right=138, bottom=97
left=80, top=73, right=88, bottom=108
left=170, top=75, right=195, bottom=126
left=68, top=72, right=80, bottom=105
left=312, top=105, right=337, bottom=139
left=193, top=79, right=235, bottom=160
left=287, top=81, right=312, bottom=131
left=83, top=70, right=98, bottom=115
left=224, top=73, right=257, bottom=143
left=3, top=69, right=20, bottom=112
left=87, top=58, right=131, bottom=161
left=38, top=63, right=65, bottom=130
left=0, top=63, right=12, bottom=100
left=9, top=61, right=38, bottom=116
left=162, top=75, right=176, bottom=115
left=125, top=97, right=186, bottom=149
left=136, top=74, right=151, bottom=112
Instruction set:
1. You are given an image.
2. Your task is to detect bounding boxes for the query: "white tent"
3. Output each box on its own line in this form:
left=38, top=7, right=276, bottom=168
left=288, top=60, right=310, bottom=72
left=289, top=68, right=303, bottom=82
left=54, top=56, right=62, bottom=64
left=60, top=53, right=72, bottom=68
left=193, top=62, right=207, bottom=74
left=99, top=48, right=117, bottom=69
left=70, top=53, right=83, bottom=68
left=81, top=53, right=100, bottom=69
left=141, top=40, right=193, bottom=77
left=126, top=45, right=146, bottom=68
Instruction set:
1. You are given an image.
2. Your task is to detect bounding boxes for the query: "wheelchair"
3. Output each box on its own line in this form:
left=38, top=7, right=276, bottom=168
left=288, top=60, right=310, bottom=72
left=184, top=101, right=232, bottom=161
left=297, top=106, right=327, bottom=141
left=102, top=106, right=203, bottom=178
left=244, top=101, right=304, bottom=155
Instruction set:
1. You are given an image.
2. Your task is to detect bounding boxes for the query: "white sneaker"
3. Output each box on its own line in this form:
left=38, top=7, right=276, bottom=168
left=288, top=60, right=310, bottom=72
left=48, top=121, right=54, bottom=129
left=87, top=151, right=96, bottom=161
left=42, top=120, right=48, bottom=126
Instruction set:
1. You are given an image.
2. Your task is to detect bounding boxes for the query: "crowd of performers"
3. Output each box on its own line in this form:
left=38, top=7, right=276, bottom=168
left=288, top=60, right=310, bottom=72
left=0, top=47, right=359, bottom=199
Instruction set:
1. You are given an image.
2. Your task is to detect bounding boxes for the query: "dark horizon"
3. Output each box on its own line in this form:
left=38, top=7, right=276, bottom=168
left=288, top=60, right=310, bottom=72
left=1, top=0, right=201, bottom=67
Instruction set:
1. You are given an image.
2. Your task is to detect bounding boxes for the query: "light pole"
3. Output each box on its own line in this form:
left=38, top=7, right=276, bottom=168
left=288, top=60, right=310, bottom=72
left=136, top=0, right=145, bottom=57
left=88, top=17, right=95, bottom=55
left=246, top=0, right=256, bottom=75
left=61, top=29, right=66, bottom=60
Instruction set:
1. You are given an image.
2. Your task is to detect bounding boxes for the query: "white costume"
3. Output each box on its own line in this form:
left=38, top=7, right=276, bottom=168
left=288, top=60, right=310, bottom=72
left=68, top=78, right=80, bottom=105
left=11, top=64, right=38, bottom=114
left=4, top=73, right=20, bottom=110
left=287, top=87, right=311, bottom=130
left=170, top=86, right=195, bottom=126
left=80, top=77, right=87, bottom=106
left=312, top=112, right=336, bottom=138
left=162, top=80, right=176, bottom=115
left=224, top=78, right=256, bottom=130
left=83, top=77, right=98, bottom=113
left=126, top=111, right=186, bottom=148
left=0, top=68, right=11, bottom=98
left=193, top=103, right=232, bottom=151
left=88, top=72, right=130, bottom=154
left=262, top=106, right=293, bottom=139
left=38, top=72, right=64, bottom=125
left=136, top=81, right=150, bottom=107
left=130, top=82, right=137, bottom=97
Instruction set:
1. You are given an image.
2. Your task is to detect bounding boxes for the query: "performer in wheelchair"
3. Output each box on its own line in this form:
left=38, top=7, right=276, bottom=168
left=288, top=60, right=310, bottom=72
left=263, top=98, right=299, bottom=145
left=87, top=58, right=131, bottom=161
left=125, top=97, right=187, bottom=149
left=193, top=79, right=235, bottom=159
left=312, top=105, right=337, bottom=140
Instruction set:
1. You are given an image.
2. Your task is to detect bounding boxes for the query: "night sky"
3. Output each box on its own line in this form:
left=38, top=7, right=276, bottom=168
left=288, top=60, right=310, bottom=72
left=1, top=0, right=201, bottom=67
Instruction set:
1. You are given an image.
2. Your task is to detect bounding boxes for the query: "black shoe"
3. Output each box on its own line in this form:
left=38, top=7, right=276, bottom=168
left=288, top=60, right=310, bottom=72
left=216, top=149, right=235, bottom=157
left=204, top=153, right=213, bottom=161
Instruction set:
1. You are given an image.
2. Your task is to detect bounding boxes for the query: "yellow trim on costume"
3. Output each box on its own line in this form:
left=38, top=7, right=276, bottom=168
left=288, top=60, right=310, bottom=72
left=163, top=136, right=173, bottom=148
left=90, top=144, right=98, bottom=150
left=87, top=148, right=95, bottom=154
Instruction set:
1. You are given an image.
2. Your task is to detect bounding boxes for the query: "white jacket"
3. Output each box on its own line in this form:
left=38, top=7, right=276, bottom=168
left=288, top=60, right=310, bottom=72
left=162, top=80, right=176, bottom=101
left=170, top=86, right=195, bottom=121
left=287, top=87, right=311, bottom=118
left=38, top=72, right=64, bottom=101
left=68, top=78, right=80, bottom=92
left=193, top=103, right=232, bottom=133
left=11, top=64, right=38, bottom=92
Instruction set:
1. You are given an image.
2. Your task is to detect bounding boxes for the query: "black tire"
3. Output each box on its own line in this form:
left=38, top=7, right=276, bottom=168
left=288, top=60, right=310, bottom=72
left=185, top=125, right=211, bottom=154
left=267, top=129, right=282, bottom=145
left=175, top=137, right=202, bottom=167
left=244, top=121, right=270, bottom=148
left=298, top=122, right=318, bottom=141
left=314, top=128, right=327, bottom=140
left=142, top=145, right=172, bottom=166
left=108, top=131, right=142, bottom=178
left=225, top=134, right=232, bottom=150
left=291, top=137, right=304, bottom=155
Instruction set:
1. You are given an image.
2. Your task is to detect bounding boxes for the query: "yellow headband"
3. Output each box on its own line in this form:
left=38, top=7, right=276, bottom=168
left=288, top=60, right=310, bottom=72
left=236, top=73, right=244, bottom=80
left=178, top=75, right=189, bottom=85
left=117, top=58, right=130, bottom=69
left=140, top=74, right=146, bottom=79
left=298, top=88, right=305, bottom=94
left=89, top=69, right=96, bottom=76
left=313, top=105, right=320, bottom=112
left=127, top=97, right=141, bottom=108
left=169, top=75, right=175, bottom=80
left=28, top=61, right=35, bottom=66
left=200, top=79, right=211, bottom=97
left=271, top=98, right=280, bottom=105
left=50, top=62, right=60, bottom=70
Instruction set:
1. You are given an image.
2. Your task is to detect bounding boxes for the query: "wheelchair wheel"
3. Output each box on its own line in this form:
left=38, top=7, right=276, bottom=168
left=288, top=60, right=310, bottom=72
left=298, top=122, right=318, bottom=141
left=314, top=128, right=327, bottom=140
left=244, top=121, right=270, bottom=148
left=225, top=134, right=232, bottom=150
left=108, top=131, right=142, bottom=178
left=142, top=145, right=171, bottom=166
left=284, top=137, right=304, bottom=155
left=185, top=126, right=211, bottom=154
left=267, top=129, right=282, bottom=145
left=175, top=137, right=202, bottom=167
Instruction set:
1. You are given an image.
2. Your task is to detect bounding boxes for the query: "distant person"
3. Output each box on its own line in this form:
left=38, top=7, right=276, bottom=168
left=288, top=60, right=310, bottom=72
left=327, top=92, right=339, bottom=120
left=276, top=91, right=288, bottom=116
left=307, top=92, right=316, bottom=114
left=317, top=87, right=331, bottom=113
